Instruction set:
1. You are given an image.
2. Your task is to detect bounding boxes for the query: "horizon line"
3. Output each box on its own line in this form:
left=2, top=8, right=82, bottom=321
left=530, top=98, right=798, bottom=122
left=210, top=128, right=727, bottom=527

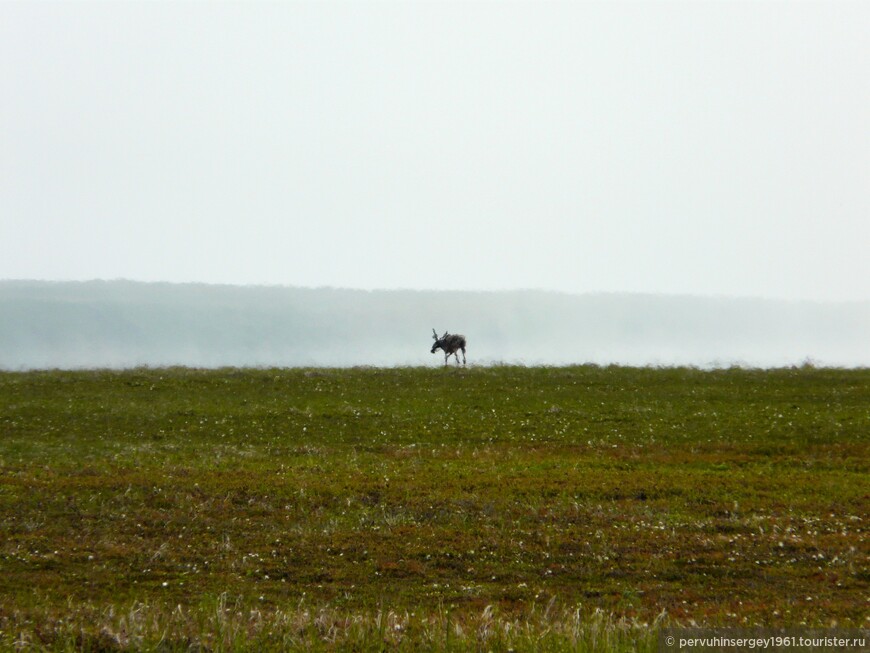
left=2, top=277, right=868, bottom=305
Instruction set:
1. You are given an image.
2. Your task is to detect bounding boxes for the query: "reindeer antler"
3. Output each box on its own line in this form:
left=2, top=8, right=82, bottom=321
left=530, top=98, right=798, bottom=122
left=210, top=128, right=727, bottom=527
left=432, top=328, right=438, bottom=340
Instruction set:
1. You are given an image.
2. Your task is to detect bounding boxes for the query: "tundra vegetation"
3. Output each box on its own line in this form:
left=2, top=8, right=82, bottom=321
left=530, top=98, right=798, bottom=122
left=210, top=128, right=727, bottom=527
left=0, top=365, right=867, bottom=651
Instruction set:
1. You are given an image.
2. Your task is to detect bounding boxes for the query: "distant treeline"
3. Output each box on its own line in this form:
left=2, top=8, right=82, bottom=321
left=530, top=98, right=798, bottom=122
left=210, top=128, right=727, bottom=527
left=1, top=280, right=868, bottom=369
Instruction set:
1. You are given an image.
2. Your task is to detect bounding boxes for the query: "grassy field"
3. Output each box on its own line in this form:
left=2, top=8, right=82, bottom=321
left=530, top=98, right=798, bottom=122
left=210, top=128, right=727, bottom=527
left=0, top=365, right=867, bottom=650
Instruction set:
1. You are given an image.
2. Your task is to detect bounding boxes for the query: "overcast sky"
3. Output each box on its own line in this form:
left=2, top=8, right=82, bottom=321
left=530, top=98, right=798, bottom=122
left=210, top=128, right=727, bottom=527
left=1, top=1, right=868, bottom=301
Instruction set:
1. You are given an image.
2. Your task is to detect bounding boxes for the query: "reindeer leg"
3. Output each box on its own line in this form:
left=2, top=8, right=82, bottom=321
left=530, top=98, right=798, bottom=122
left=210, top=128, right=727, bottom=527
left=444, top=352, right=449, bottom=366
left=461, top=346, right=466, bottom=365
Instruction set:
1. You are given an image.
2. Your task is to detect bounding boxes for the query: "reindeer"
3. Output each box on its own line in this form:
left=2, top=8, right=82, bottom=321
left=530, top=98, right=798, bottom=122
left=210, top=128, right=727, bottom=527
left=431, top=329, right=467, bottom=366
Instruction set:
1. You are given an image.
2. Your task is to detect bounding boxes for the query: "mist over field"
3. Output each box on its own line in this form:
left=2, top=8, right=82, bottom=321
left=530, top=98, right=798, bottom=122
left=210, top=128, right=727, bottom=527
left=1, top=280, right=867, bottom=370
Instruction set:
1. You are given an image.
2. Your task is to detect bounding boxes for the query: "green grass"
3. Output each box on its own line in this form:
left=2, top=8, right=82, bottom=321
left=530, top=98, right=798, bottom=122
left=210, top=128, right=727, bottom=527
left=0, top=365, right=867, bottom=650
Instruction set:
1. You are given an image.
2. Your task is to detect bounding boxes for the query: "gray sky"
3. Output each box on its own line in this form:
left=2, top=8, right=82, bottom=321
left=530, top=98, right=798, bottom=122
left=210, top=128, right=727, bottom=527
left=2, top=1, right=868, bottom=301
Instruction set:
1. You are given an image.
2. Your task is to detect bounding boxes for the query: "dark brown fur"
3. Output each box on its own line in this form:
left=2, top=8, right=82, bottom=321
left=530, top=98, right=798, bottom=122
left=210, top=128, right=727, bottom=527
left=431, top=329, right=467, bottom=366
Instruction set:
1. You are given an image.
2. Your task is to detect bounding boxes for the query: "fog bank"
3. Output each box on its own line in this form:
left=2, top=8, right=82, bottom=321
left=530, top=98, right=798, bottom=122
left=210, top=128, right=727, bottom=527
left=1, top=281, right=867, bottom=369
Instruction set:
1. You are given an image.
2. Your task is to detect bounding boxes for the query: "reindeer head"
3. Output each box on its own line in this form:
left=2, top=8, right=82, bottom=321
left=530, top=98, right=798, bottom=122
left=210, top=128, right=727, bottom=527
left=431, top=328, right=448, bottom=353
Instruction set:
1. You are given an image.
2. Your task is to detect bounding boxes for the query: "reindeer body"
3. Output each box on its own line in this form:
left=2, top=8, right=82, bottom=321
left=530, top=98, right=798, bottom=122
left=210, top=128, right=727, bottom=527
left=431, top=329, right=467, bottom=366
